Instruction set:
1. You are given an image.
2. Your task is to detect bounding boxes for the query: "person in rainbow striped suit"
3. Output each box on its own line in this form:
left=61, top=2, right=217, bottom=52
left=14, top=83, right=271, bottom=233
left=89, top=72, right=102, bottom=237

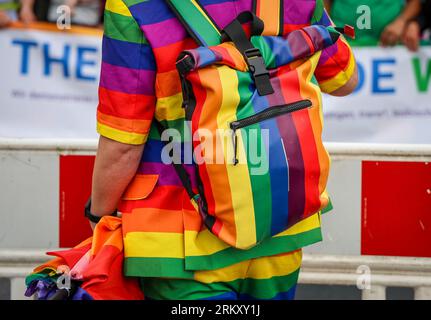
left=89, top=0, right=357, bottom=300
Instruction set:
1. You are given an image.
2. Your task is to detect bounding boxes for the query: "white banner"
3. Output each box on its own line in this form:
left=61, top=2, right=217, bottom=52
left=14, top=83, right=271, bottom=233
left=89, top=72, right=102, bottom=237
left=0, top=24, right=101, bottom=140
left=0, top=25, right=430, bottom=144
left=323, top=46, right=431, bottom=144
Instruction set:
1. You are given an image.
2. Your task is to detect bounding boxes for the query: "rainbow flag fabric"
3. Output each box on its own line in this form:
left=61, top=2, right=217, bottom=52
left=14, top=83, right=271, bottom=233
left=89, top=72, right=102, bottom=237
left=25, top=217, right=144, bottom=300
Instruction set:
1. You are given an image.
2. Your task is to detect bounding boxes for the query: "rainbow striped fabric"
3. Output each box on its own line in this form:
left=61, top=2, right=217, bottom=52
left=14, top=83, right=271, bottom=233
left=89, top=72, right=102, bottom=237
left=141, top=249, right=302, bottom=300
left=176, top=22, right=342, bottom=250
left=98, top=0, right=355, bottom=279
left=25, top=217, right=144, bottom=300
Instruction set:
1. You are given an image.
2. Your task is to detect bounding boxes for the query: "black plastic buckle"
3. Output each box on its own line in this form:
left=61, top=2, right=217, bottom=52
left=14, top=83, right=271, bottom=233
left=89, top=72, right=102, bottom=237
left=244, top=48, right=274, bottom=96
left=244, top=48, right=269, bottom=78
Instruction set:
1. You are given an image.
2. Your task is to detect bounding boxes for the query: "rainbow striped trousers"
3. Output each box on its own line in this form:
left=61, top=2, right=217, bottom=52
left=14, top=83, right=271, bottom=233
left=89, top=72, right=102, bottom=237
left=140, top=249, right=302, bottom=300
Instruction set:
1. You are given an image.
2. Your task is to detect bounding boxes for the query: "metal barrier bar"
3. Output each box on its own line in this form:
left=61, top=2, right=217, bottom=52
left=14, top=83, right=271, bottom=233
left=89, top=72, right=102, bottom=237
left=2, top=251, right=431, bottom=300
left=0, top=139, right=98, bottom=152
left=299, top=254, right=431, bottom=300
left=1, top=139, right=431, bottom=160
left=415, top=287, right=431, bottom=300
left=301, top=254, right=431, bottom=272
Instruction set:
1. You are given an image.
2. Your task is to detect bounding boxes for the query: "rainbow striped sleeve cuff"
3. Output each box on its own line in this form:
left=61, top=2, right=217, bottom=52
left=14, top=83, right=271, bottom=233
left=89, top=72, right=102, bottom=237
left=317, top=39, right=356, bottom=94
left=311, top=5, right=357, bottom=94
left=97, top=0, right=156, bottom=145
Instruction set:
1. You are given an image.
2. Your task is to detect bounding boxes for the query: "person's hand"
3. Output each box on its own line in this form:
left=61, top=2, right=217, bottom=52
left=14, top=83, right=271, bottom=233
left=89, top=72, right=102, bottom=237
left=65, top=0, right=79, bottom=15
left=380, top=18, right=406, bottom=47
left=0, top=11, right=12, bottom=28
left=19, top=5, right=37, bottom=24
left=402, top=20, right=421, bottom=52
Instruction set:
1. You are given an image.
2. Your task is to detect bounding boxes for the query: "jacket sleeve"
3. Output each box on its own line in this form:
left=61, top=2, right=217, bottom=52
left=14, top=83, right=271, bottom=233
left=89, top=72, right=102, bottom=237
left=311, top=0, right=357, bottom=94
left=96, top=0, right=156, bottom=145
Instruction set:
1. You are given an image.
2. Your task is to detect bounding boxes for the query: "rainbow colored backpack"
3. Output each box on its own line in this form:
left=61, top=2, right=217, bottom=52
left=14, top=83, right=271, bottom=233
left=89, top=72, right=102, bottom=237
left=161, top=0, right=353, bottom=250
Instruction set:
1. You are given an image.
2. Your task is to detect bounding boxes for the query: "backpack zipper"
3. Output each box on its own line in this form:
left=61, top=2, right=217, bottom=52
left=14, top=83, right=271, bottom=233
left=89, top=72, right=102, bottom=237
left=229, top=99, right=312, bottom=165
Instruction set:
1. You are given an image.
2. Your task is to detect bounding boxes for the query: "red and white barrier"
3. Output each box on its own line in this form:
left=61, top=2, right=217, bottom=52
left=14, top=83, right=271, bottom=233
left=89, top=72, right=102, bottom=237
left=1, top=139, right=430, bottom=259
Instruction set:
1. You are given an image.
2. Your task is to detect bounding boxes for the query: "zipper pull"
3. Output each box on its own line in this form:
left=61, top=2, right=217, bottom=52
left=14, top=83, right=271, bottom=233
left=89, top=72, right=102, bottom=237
left=230, top=124, right=239, bottom=166
left=232, top=130, right=239, bottom=165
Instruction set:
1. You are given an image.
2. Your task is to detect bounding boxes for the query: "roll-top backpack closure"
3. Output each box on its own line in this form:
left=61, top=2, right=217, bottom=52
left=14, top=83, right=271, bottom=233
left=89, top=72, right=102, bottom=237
left=221, top=12, right=274, bottom=96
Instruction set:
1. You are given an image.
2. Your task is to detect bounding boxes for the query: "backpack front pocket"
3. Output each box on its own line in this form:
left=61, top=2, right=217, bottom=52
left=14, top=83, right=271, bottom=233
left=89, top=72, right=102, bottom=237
left=229, top=100, right=312, bottom=165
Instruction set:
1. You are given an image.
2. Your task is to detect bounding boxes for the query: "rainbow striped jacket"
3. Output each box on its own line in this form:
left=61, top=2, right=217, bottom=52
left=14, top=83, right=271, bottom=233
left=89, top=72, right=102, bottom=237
left=98, top=0, right=356, bottom=279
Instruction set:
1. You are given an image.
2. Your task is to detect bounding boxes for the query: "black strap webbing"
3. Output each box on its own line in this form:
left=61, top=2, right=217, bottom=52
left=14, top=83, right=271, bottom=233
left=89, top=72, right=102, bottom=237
left=221, top=12, right=274, bottom=96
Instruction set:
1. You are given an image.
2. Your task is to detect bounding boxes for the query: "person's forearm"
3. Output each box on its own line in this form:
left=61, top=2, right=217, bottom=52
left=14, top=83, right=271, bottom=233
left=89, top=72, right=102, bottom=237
left=91, top=136, right=144, bottom=217
left=20, top=0, right=35, bottom=10
left=398, top=0, right=421, bottom=22
left=19, top=0, right=37, bottom=23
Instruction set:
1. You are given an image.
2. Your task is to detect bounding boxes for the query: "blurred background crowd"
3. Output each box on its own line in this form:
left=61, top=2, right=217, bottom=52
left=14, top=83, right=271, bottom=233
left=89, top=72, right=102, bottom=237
left=324, top=0, right=430, bottom=51
left=0, top=0, right=105, bottom=28
left=0, top=0, right=430, bottom=48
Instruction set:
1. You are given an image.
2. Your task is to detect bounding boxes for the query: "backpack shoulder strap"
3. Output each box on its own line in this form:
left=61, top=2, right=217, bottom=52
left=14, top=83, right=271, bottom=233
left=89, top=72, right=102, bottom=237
left=166, top=0, right=222, bottom=46
left=253, top=0, right=284, bottom=36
